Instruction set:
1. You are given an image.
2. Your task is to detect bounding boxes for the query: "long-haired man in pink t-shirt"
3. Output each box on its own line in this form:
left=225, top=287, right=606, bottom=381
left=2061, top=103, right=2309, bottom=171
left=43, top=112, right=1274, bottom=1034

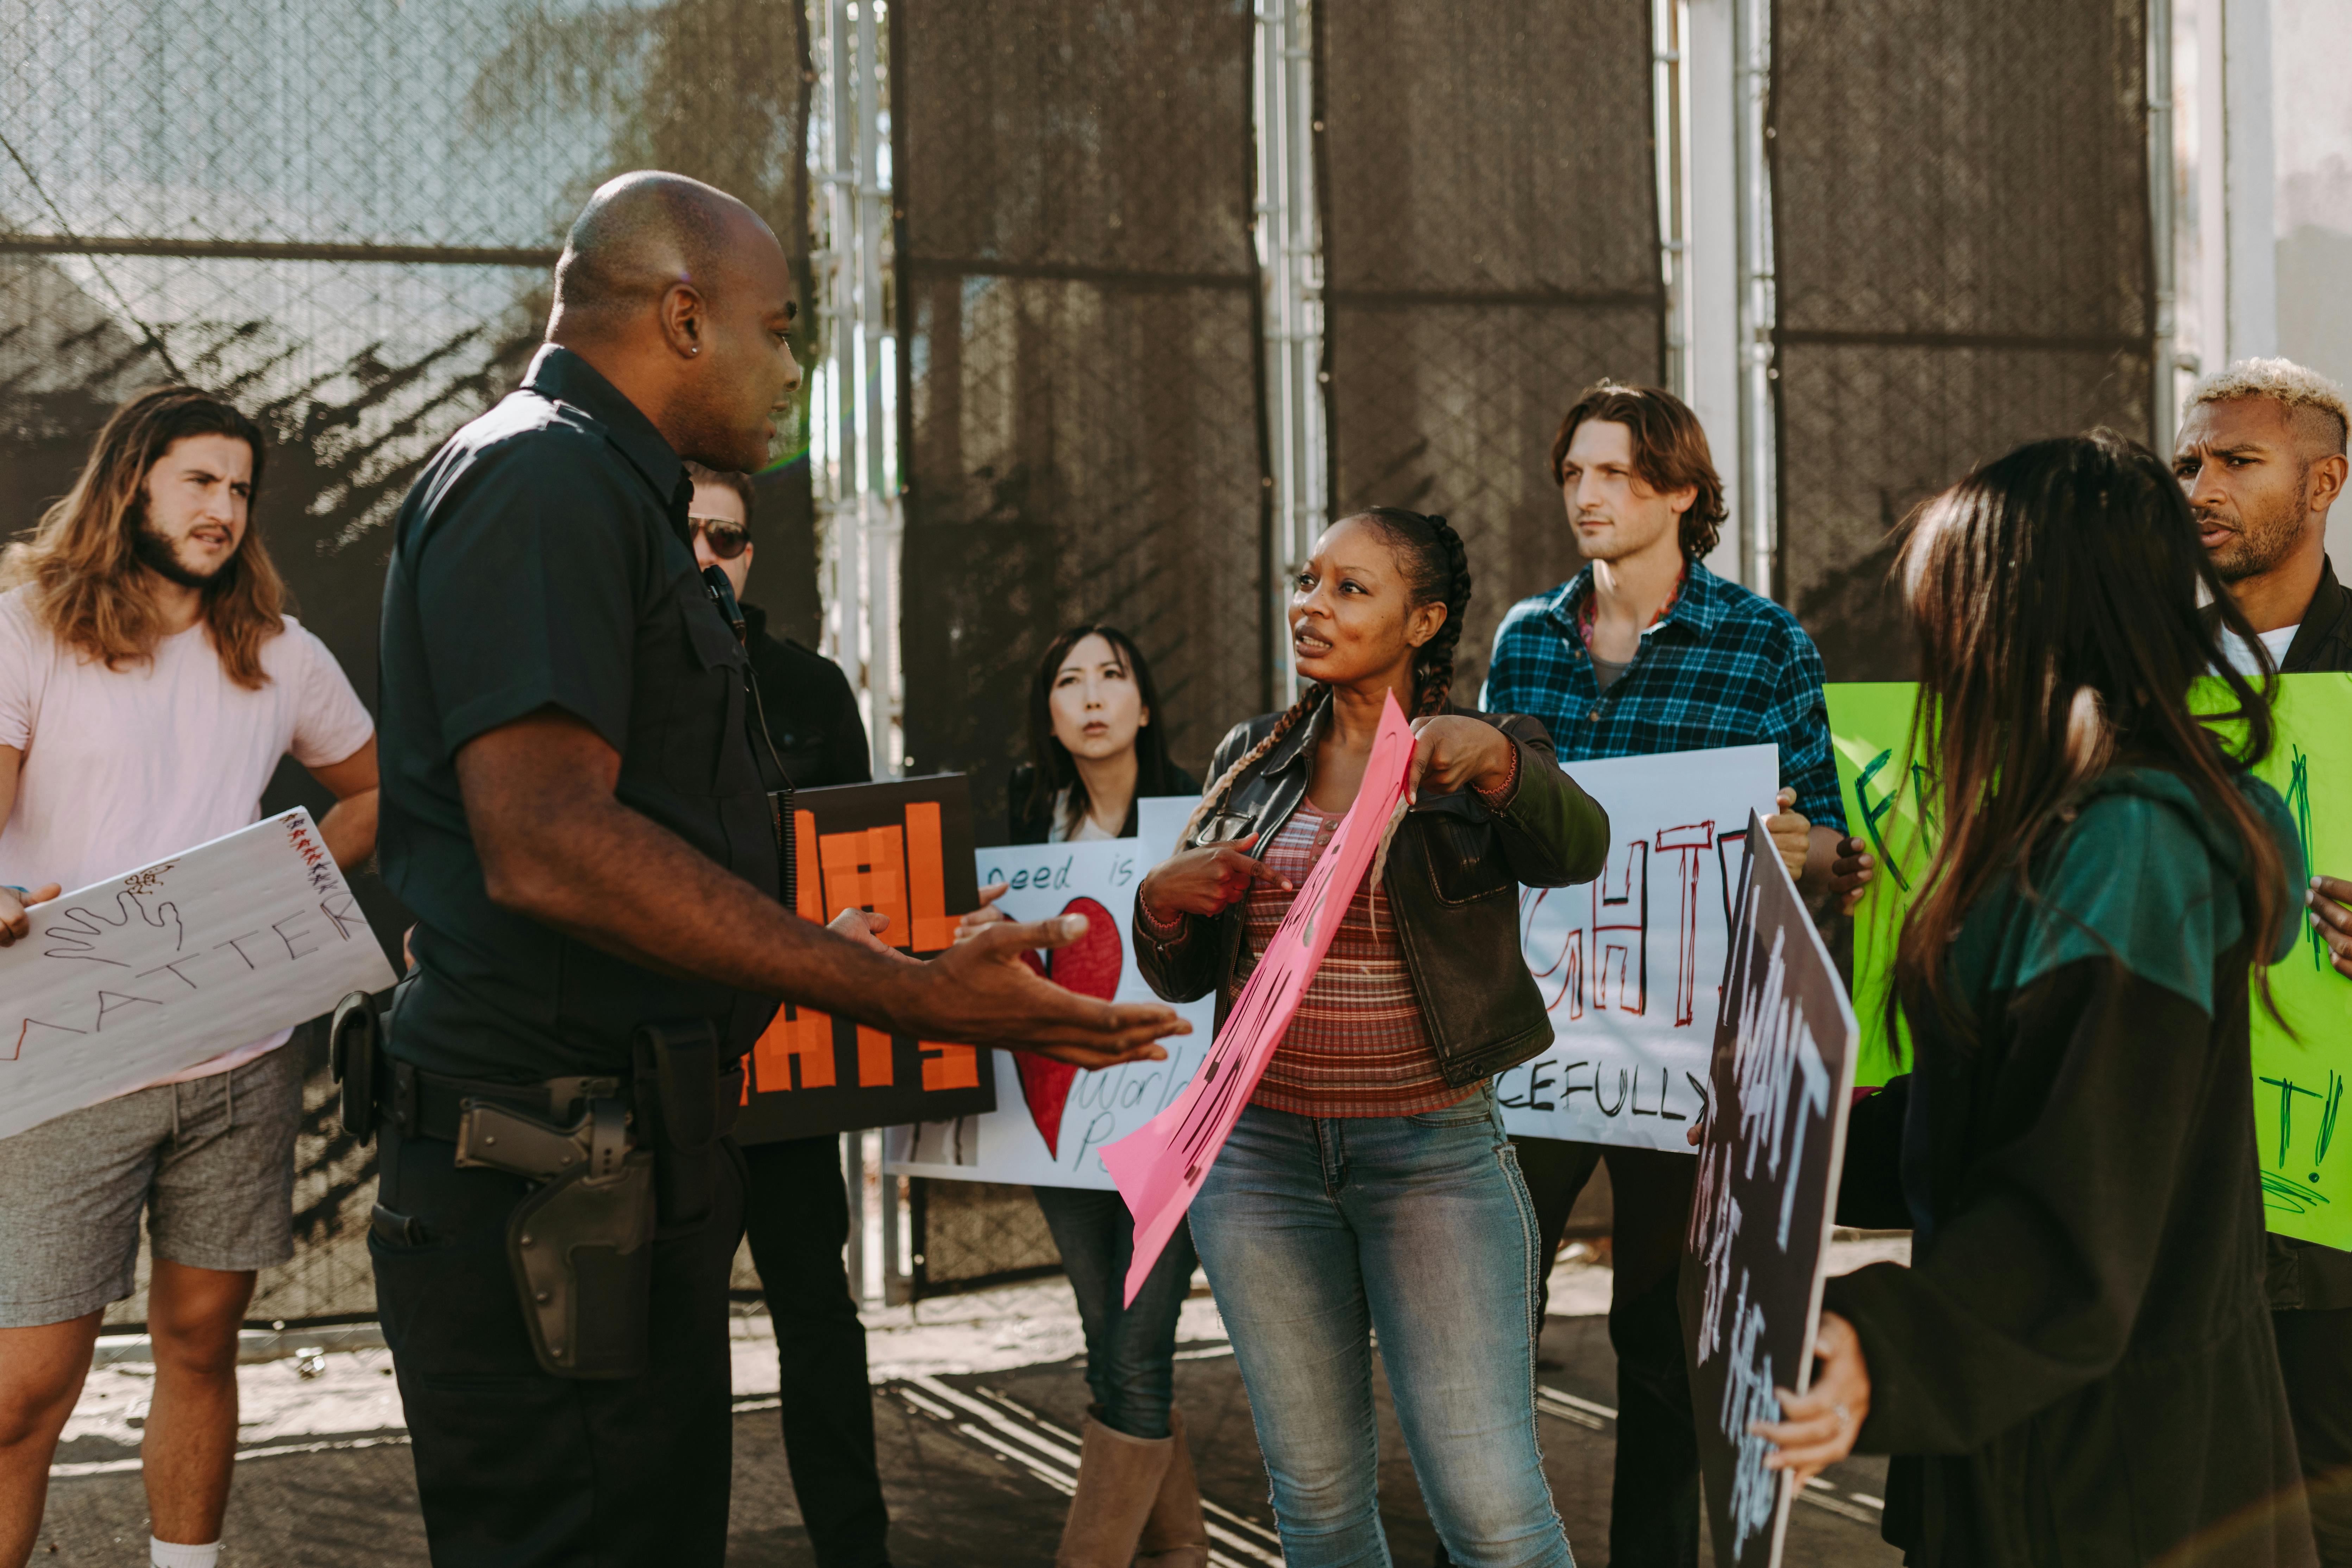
left=0, top=387, right=379, bottom=1568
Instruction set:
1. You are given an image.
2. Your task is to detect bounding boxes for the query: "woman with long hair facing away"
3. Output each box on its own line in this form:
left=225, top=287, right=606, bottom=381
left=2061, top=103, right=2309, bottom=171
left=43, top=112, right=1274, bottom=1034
left=1134, top=509, right=1611, bottom=1567
left=1757, top=431, right=2315, bottom=1566
left=965, top=623, right=1207, bottom=1567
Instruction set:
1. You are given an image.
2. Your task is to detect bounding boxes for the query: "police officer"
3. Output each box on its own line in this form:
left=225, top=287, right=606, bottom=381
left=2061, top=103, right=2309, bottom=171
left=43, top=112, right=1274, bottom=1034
left=370, top=170, right=1182, bottom=1567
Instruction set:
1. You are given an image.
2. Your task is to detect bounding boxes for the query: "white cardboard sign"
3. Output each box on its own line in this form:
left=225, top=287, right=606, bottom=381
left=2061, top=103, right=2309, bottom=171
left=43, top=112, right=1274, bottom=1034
left=1497, top=744, right=1781, bottom=1153
left=0, top=809, right=397, bottom=1142
left=886, top=824, right=1216, bottom=1191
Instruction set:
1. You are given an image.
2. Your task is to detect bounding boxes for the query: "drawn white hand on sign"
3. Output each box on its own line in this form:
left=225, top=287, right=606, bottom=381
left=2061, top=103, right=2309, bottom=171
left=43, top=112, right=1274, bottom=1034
left=1498, top=744, right=1780, bottom=1152
left=0, top=810, right=396, bottom=1141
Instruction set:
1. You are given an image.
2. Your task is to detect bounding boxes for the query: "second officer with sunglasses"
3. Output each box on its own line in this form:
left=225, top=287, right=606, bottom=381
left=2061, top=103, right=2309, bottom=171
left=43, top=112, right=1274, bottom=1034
left=684, top=459, right=892, bottom=1568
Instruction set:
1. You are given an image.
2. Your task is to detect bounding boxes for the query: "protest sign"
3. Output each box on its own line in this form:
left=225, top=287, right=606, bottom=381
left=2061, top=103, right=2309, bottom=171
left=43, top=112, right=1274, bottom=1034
left=733, top=776, right=998, bottom=1144
left=0, top=808, right=397, bottom=1143
left=1681, top=812, right=1860, bottom=1568
left=1822, top=683, right=1931, bottom=1089
left=883, top=827, right=1217, bottom=1189
left=1495, top=744, right=1781, bottom=1153
left=1827, top=674, right=2352, bottom=1249
left=1101, top=694, right=1416, bottom=1305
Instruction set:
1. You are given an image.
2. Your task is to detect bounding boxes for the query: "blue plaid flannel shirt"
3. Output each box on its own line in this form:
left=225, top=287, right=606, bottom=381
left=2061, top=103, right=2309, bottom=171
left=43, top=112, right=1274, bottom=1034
left=1482, top=559, right=1847, bottom=829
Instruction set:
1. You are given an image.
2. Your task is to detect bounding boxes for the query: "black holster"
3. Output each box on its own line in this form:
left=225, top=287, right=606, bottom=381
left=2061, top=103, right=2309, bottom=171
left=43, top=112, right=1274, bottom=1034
left=630, top=1020, right=746, bottom=1230
left=453, top=1093, right=656, bottom=1380
left=328, top=990, right=382, bottom=1144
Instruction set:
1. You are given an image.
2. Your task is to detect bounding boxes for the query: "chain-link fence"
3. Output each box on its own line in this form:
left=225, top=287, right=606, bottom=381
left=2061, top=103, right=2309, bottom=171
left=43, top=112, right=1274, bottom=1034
left=1318, top=0, right=1663, bottom=700
left=892, top=0, right=1266, bottom=826
left=887, top=0, right=1263, bottom=1293
left=1770, top=0, right=2156, bottom=681
left=0, top=0, right=816, bottom=1327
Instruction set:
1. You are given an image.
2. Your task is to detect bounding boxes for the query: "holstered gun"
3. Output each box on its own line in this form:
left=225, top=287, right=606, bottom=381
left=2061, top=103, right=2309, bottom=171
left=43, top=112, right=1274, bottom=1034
left=454, top=1096, right=655, bottom=1380
left=328, top=991, right=381, bottom=1144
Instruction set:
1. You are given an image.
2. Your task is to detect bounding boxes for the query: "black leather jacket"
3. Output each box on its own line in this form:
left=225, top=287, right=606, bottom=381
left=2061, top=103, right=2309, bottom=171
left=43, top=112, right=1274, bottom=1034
left=1134, top=698, right=1611, bottom=1088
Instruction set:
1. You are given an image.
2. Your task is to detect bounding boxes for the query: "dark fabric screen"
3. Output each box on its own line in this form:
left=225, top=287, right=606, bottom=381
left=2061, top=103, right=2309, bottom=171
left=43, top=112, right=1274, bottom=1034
left=893, top=0, right=1266, bottom=830
left=0, top=0, right=814, bottom=1325
left=1317, top=1, right=1663, bottom=702
left=1771, top=0, right=2155, bottom=680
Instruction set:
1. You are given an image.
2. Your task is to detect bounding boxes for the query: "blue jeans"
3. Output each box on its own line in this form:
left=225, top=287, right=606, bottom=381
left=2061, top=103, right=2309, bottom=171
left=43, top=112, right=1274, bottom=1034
left=1032, top=1184, right=1198, bottom=1440
left=1189, top=1089, right=1572, bottom=1568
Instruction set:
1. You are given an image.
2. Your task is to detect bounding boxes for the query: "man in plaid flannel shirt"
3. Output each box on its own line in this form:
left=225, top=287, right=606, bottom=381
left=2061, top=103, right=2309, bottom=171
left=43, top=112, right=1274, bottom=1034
left=1483, top=382, right=1870, bottom=1568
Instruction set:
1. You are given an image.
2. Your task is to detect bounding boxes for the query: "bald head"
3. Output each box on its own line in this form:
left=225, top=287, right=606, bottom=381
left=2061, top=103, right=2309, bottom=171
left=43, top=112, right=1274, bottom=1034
left=544, top=171, right=803, bottom=473
left=553, top=171, right=775, bottom=329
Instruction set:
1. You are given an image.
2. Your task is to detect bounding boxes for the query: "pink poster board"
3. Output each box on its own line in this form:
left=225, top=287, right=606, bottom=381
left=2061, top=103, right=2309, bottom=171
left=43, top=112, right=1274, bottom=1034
left=1101, top=693, right=1417, bottom=1304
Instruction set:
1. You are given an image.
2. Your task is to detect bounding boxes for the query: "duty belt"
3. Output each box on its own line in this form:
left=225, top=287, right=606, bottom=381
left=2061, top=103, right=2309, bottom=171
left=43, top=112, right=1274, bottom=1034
left=381, top=1060, right=633, bottom=1146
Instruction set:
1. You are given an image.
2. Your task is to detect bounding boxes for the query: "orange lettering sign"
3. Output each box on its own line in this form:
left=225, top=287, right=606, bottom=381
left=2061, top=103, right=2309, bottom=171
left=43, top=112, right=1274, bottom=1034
left=920, top=1041, right=981, bottom=1091
left=753, top=1003, right=836, bottom=1091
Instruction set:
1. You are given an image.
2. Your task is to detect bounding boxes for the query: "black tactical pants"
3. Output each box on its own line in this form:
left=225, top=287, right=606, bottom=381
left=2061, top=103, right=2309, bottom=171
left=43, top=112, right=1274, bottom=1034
left=371, top=1121, right=744, bottom=1567
left=1515, top=1136, right=1702, bottom=1568
left=740, top=1134, right=890, bottom=1567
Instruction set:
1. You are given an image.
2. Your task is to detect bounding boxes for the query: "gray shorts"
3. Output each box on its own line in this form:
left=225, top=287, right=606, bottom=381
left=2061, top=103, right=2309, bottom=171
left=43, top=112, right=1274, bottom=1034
left=0, top=1043, right=305, bottom=1327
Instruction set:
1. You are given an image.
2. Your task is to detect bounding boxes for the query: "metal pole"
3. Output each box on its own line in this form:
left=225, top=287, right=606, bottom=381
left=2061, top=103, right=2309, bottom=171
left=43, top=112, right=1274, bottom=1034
left=857, top=0, right=901, bottom=781
left=2149, top=0, right=2178, bottom=448
left=1256, top=0, right=1325, bottom=706
left=1655, top=0, right=1690, bottom=401
left=825, top=0, right=863, bottom=707
left=1733, top=0, right=1778, bottom=599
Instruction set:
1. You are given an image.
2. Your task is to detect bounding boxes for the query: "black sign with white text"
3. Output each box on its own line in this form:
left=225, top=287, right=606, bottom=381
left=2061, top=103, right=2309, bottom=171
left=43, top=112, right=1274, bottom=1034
left=1679, top=812, right=1860, bottom=1568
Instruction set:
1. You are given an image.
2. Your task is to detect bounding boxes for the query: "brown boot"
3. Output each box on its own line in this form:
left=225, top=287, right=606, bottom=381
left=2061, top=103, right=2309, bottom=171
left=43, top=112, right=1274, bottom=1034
left=1134, top=1407, right=1209, bottom=1568
left=1056, top=1408, right=1174, bottom=1568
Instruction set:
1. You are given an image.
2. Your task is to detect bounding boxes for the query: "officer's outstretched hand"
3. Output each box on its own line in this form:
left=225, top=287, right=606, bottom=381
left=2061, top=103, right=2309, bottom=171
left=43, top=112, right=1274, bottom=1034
left=920, top=910, right=1186, bottom=1069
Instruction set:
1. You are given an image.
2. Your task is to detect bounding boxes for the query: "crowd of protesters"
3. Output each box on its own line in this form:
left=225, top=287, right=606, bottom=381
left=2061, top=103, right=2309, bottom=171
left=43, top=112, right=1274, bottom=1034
left=0, top=169, right=2348, bottom=1568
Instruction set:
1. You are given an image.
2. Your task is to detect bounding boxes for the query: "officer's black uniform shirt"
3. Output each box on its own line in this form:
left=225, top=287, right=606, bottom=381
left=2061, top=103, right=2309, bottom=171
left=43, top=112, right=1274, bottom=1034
left=740, top=602, right=870, bottom=790
left=377, top=344, right=781, bottom=1082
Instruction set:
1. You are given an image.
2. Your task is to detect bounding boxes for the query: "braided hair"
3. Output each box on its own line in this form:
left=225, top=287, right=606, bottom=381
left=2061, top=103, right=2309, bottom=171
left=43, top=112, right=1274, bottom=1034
left=1176, top=509, right=1474, bottom=913
left=1350, top=507, right=1471, bottom=718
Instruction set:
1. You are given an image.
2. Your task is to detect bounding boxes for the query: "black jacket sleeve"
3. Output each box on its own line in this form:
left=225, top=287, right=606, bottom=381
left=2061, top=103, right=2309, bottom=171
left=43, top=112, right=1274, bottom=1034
left=1134, top=722, right=1250, bottom=1005
left=1821, top=959, right=2218, bottom=1454
left=1477, top=713, right=1611, bottom=889
left=825, top=661, right=872, bottom=785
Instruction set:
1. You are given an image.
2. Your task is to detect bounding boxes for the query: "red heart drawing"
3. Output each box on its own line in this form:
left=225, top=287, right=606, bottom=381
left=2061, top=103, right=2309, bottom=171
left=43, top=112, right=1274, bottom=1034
left=1015, top=896, right=1123, bottom=1158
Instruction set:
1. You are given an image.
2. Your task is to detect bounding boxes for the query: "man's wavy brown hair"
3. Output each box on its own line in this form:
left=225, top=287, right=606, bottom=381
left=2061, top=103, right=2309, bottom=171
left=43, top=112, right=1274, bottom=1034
left=1548, top=381, right=1728, bottom=560
left=0, top=386, right=284, bottom=689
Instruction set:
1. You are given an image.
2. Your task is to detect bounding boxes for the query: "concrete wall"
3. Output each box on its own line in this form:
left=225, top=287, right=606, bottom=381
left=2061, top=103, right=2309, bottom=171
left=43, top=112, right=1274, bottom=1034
left=2271, top=0, right=2352, bottom=573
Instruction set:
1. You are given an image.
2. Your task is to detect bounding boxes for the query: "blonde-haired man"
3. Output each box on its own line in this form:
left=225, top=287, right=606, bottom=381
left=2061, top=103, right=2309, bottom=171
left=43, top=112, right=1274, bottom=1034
left=0, top=387, right=379, bottom=1568
left=2175, top=356, right=2352, bottom=1563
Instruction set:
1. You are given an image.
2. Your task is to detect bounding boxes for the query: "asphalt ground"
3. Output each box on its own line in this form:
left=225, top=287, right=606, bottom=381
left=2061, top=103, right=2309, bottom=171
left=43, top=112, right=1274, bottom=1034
left=32, top=1314, right=1901, bottom=1567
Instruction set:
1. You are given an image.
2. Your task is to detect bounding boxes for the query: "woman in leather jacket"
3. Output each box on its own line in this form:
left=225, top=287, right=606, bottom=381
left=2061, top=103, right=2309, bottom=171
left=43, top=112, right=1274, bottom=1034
left=1134, top=508, right=1610, bottom=1568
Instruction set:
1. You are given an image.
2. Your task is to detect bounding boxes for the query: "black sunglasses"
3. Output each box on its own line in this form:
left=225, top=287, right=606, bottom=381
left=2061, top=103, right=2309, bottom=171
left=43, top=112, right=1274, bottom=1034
left=687, top=515, right=750, bottom=560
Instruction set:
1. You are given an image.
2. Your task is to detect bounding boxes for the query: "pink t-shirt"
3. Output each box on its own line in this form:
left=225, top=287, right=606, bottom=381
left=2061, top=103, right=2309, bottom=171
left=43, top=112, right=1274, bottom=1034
left=0, top=584, right=376, bottom=1083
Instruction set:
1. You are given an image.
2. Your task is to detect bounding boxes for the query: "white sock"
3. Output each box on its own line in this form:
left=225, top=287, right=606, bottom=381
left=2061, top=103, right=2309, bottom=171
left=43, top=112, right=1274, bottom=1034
left=149, top=1539, right=219, bottom=1568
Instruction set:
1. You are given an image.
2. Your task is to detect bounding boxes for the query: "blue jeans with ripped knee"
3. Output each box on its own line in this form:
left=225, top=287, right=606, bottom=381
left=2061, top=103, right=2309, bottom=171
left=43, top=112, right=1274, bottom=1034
left=1189, top=1085, right=1573, bottom=1568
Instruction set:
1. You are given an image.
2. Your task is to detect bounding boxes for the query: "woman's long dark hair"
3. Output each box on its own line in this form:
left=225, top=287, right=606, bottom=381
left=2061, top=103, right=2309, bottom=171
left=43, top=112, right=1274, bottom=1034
left=1892, top=429, right=2288, bottom=1043
left=1024, top=623, right=1180, bottom=833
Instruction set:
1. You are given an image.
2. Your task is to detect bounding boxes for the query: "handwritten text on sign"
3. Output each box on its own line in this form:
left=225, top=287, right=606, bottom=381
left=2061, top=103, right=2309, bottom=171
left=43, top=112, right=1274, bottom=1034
left=1828, top=675, right=2352, bottom=1247
left=1496, top=744, right=1780, bottom=1152
left=0, top=809, right=397, bottom=1142
left=1101, top=695, right=1416, bottom=1306
left=1680, top=813, right=1860, bottom=1568
left=885, top=827, right=1217, bottom=1190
